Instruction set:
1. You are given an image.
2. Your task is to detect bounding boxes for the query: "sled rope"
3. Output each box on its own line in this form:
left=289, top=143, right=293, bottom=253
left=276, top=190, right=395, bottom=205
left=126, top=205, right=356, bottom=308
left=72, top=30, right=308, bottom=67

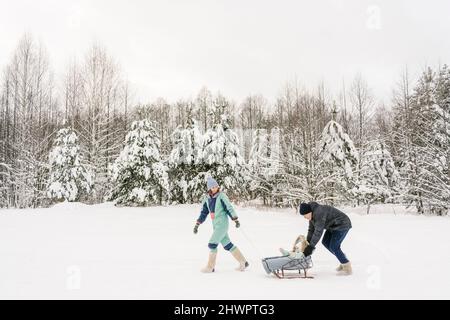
left=238, top=226, right=265, bottom=260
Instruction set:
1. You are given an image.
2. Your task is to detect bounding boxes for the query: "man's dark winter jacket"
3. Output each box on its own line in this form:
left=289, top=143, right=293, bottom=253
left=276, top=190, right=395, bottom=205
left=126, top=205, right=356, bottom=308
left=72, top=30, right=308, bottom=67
left=306, top=202, right=352, bottom=247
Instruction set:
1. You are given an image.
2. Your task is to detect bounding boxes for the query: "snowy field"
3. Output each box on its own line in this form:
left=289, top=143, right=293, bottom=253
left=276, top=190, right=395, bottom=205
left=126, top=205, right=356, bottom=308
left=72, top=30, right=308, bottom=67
left=1, top=202, right=449, bottom=300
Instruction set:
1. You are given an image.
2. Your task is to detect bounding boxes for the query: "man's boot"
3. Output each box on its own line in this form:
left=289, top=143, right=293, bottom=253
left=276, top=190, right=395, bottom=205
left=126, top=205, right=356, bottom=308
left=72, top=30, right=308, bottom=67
left=337, top=262, right=352, bottom=275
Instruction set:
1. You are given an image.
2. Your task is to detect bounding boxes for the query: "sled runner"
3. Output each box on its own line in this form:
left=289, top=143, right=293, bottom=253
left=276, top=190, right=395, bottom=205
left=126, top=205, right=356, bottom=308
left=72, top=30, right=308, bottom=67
left=262, top=255, right=314, bottom=279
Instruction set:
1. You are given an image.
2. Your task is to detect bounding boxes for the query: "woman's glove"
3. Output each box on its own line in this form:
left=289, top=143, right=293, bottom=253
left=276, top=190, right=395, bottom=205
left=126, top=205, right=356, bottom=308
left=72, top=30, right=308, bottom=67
left=234, top=220, right=240, bottom=228
left=193, top=222, right=200, bottom=234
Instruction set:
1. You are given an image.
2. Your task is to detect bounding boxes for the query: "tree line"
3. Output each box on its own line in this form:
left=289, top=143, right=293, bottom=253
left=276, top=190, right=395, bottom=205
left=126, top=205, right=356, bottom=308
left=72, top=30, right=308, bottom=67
left=0, top=34, right=448, bottom=214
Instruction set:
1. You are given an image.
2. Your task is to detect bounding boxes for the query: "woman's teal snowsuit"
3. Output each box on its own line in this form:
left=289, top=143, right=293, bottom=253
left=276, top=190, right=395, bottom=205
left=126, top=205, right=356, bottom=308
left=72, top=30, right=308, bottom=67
left=196, top=191, right=238, bottom=253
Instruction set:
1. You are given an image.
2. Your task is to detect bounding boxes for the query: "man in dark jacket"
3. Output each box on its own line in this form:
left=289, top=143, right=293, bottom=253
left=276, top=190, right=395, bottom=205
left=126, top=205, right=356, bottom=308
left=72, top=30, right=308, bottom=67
left=300, top=202, right=352, bottom=275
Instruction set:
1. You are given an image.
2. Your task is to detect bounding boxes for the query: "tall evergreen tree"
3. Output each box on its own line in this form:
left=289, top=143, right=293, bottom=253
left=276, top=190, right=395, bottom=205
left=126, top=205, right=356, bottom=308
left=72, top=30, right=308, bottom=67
left=319, top=120, right=359, bottom=202
left=392, top=67, right=450, bottom=214
left=352, top=139, right=399, bottom=207
left=109, top=120, right=169, bottom=206
left=202, top=113, right=248, bottom=199
left=47, top=128, right=92, bottom=202
left=168, top=117, right=205, bottom=203
left=248, top=128, right=275, bottom=204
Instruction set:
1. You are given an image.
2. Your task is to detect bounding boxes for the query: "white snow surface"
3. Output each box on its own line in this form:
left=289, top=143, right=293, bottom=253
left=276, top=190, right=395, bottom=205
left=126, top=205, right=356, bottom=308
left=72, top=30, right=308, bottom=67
left=1, top=202, right=449, bottom=299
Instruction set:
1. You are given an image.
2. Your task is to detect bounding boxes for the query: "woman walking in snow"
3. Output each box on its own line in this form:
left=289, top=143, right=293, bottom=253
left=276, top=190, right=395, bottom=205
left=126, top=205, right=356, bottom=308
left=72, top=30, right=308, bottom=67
left=193, top=177, right=249, bottom=273
left=299, top=202, right=353, bottom=275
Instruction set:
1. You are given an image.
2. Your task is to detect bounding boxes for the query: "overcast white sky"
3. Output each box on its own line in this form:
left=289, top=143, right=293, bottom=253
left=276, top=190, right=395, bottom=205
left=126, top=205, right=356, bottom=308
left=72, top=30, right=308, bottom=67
left=1, top=0, right=450, bottom=105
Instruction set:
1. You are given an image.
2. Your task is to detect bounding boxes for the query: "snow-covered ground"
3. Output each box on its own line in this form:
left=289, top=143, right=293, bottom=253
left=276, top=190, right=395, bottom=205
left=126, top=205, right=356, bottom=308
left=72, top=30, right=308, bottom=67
left=1, top=202, right=449, bottom=299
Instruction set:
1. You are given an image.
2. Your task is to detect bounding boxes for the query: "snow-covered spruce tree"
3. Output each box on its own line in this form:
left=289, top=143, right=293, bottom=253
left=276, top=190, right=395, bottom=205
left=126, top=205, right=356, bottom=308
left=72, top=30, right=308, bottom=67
left=279, top=126, right=312, bottom=205
left=431, top=65, right=450, bottom=214
left=47, top=128, right=92, bottom=202
left=266, top=127, right=291, bottom=206
left=202, top=114, right=248, bottom=199
left=412, top=67, right=450, bottom=215
left=168, top=118, right=205, bottom=203
left=108, top=120, right=170, bottom=206
left=407, top=67, right=436, bottom=214
left=353, top=139, right=400, bottom=206
left=319, top=120, right=359, bottom=202
left=248, top=128, right=275, bottom=204
left=393, top=67, right=450, bottom=215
